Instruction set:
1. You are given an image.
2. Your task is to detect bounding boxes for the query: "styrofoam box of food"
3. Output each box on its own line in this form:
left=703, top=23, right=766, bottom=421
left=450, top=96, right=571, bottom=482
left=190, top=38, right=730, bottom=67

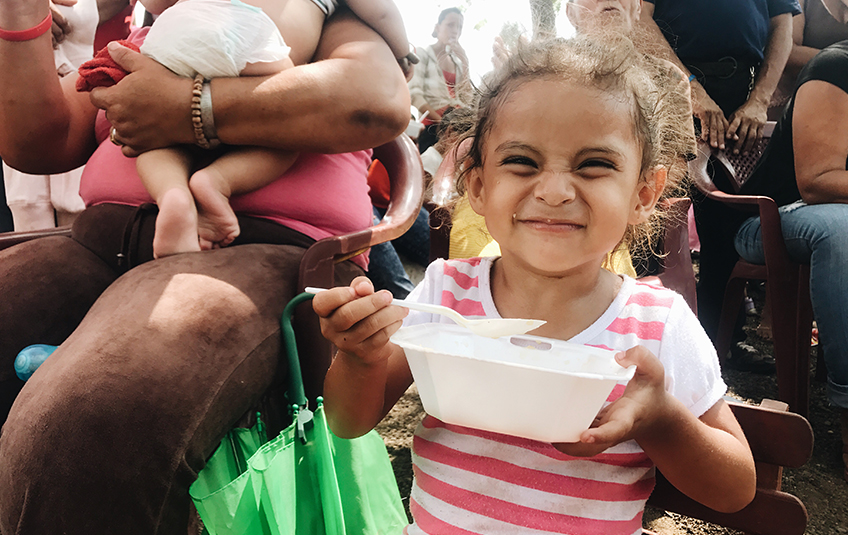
left=391, top=323, right=635, bottom=443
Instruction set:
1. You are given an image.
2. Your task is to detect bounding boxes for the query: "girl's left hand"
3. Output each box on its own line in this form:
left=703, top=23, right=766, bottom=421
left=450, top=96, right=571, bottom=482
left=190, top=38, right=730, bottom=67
left=553, top=346, right=671, bottom=457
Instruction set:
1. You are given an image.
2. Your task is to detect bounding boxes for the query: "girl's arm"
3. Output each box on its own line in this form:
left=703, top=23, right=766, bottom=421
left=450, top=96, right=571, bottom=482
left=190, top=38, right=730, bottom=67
left=0, top=1, right=99, bottom=174
left=555, top=346, right=756, bottom=513
left=313, top=277, right=413, bottom=438
left=88, top=7, right=410, bottom=157
left=637, top=395, right=755, bottom=513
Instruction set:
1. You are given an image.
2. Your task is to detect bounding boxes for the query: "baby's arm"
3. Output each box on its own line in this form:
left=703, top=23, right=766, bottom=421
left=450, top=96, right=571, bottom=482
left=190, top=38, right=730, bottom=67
left=313, top=277, right=414, bottom=438
left=344, top=0, right=410, bottom=60
left=554, top=346, right=756, bottom=513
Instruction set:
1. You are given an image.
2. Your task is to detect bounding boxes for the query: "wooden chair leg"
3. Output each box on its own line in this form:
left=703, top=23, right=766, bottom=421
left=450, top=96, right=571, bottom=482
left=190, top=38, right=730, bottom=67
left=717, top=275, right=747, bottom=362
left=768, top=267, right=811, bottom=416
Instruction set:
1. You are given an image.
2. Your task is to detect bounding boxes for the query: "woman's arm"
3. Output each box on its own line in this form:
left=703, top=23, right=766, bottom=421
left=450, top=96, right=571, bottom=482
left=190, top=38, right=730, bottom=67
left=785, top=8, right=820, bottom=81
left=0, top=1, right=99, bottom=174
left=726, top=12, right=794, bottom=155
left=793, top=80, right=848, bottom=204
left=89, top=7, right=410, bottom=157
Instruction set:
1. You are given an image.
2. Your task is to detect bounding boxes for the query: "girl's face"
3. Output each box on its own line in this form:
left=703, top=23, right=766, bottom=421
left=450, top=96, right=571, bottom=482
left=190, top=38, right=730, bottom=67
left=434, top=12, right=463, bottom=46
left=466, top=78, right=663, bottom=277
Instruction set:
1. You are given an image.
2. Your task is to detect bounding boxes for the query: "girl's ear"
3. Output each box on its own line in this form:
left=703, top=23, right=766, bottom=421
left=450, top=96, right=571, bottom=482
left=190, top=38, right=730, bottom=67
left=629, top=165, right=667, bottom=225
left=465, top=165, right=487, bottom=216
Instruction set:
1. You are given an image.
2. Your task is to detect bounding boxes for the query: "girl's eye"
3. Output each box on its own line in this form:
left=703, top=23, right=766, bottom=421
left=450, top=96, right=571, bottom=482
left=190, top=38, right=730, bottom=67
left=579, top=159, right=617, bottom=170
left=501, top=156, right=537, bottom=168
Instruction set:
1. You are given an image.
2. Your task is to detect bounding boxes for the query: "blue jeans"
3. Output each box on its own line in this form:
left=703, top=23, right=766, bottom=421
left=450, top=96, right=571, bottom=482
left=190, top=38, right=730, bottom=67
left=735, top=201, right=848, bottom=409
left=367, top=206, right=430, bottom=299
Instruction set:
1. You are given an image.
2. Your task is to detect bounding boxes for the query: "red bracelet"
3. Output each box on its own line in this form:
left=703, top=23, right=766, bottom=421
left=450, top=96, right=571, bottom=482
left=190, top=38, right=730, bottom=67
left=0, top=12, right=52, bottom=42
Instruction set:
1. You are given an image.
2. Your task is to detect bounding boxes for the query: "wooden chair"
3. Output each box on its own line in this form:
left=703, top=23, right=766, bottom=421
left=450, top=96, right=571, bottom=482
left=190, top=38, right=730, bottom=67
left=688, top=123, right=814, bottom=416
left=0, top=135, right=425, bottom=400
left=646, top=399, right=813, bottom=535
left=639, top=197, right=697, bottom=314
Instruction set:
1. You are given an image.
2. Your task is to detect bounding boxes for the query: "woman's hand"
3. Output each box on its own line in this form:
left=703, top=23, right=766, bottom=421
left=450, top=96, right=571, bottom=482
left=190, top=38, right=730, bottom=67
left=88, top=42, right=195, bottom=157
left=726, top=97, right=768, bottom=155
left=553, top=346, right=671, bottom=457
left=312, top=277, right=407, bottom=366
left=691, top=82, right=730, bottom=150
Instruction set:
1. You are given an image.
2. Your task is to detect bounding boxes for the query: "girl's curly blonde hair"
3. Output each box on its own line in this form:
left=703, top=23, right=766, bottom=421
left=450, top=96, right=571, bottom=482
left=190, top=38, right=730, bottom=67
left=450, top=34, right=696, bottom=258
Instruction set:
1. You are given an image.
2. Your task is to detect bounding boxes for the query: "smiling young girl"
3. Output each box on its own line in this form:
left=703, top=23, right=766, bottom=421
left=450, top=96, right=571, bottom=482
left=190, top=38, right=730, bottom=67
left=313, top=36, right=757, bottom=534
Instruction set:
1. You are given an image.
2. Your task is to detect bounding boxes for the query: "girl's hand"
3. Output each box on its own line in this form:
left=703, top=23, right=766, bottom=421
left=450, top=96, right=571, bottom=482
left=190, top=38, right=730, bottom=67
left=553, top=346, right=671, bottom=457
left=89, top=42, right=195, bottom=156
left=312, top=277, right=408, bottom=365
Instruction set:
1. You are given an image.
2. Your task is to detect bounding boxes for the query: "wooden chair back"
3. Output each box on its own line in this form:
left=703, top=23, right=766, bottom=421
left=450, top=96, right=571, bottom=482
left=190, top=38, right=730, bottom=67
left=688, top=125, right=814, bottom=416
left=647, top=399, right=813, bottom=535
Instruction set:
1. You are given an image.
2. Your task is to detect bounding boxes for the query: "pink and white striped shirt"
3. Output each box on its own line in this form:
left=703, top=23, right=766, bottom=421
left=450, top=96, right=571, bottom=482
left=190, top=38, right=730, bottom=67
left=401, top=257, right=726, bottom=535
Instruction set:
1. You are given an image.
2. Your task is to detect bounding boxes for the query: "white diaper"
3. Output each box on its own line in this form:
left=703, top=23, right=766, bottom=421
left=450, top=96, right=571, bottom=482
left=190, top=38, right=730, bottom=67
left=140, top=0, right=290, bottom=79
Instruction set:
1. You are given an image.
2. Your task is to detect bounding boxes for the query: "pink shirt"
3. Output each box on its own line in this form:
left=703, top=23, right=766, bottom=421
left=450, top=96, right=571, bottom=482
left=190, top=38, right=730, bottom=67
left=80, top=28, right=374, bottom=267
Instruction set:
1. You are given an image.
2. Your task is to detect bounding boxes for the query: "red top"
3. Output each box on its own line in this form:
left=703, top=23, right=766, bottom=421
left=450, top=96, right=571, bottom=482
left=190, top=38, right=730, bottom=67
left=93, top=4, right=134, bottom=53
left=442, top=69, right=456, bottom=98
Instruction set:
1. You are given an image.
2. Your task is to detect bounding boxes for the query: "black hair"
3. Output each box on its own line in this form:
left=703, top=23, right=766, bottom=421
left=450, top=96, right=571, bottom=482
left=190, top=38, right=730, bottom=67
left=432, top=7, right=463, bottom=37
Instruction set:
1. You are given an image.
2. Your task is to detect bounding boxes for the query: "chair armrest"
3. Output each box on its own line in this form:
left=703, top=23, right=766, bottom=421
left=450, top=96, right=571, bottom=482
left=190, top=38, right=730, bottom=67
left=298, top=134, right=424, bottom=290
left=0, top=226, right=73, bottom=252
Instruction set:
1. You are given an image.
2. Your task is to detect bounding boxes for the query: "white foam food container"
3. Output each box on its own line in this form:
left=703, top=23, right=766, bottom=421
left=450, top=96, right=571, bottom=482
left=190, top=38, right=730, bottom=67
left=391, top=323, right=636, bottom=443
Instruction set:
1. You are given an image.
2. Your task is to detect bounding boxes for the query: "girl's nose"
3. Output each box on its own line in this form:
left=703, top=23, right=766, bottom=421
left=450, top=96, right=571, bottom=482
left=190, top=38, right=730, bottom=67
left=534, top=172, right=576, bottom=206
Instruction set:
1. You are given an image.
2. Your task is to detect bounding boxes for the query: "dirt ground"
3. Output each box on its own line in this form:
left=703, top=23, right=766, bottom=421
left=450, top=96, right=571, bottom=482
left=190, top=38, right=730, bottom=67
left=374, top=278, right=848, bottom=534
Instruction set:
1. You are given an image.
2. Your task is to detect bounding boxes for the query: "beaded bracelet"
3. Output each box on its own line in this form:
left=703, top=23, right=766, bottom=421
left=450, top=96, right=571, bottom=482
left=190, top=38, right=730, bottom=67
left=0, top=12, right=52, bottom=42
left=191, top=74, right=220, bottom=149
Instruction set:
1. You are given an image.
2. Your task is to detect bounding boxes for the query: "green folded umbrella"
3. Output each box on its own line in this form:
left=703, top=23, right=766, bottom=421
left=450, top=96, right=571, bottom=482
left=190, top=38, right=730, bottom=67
left=189, top=293, right=408, bottom=535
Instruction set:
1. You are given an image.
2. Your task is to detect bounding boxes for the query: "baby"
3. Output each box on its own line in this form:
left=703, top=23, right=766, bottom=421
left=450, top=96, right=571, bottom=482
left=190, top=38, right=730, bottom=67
left=101, top=0, right=412, bottom=258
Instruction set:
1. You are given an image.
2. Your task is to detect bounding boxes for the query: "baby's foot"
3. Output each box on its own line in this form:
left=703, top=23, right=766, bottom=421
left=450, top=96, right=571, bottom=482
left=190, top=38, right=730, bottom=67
left=189, top=169, right=240, bottom=250
left=153, top=189, right=201, bottom=258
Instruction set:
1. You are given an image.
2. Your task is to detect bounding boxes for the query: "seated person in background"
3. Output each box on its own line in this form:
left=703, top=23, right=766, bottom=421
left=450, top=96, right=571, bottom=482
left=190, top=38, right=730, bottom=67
left=79, top=0, right=413, bottom=258
left=0, top=0, right=410, bottom=530
left=408, top=7, right=469, bottom=154
left=3, top=0, right=126, bottom=231
left=315, top=36, right=755, bottom=532
left=639, top=0, right=800, bottom=347
left=732, top=1, right=848, bottom=479
left=771, top=0, right=848, bottom=115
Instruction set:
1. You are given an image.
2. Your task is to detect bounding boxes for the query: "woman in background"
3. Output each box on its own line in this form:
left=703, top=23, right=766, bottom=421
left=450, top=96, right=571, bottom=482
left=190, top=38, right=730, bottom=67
left=408, top=7, right=468, bottom=153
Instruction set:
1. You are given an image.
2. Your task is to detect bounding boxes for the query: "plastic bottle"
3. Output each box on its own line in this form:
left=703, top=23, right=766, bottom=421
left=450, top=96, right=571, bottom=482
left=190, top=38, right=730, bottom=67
left=14, top=344, right=58, bottom=381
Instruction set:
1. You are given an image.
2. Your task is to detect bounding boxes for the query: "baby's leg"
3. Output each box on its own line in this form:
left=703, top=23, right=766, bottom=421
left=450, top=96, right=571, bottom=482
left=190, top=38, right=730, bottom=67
left=136, top=147, right=200, bottom=258
left=189, top=147, right=298, bottom=249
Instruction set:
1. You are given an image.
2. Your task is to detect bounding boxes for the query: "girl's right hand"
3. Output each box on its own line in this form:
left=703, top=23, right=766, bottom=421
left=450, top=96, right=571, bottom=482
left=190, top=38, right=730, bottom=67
left=312, top=277, right=408, bottom=365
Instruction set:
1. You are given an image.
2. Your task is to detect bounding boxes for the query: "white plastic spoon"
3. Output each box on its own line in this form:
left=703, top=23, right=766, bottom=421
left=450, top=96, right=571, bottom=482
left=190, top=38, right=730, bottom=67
left=304, top=287, right=546, bottom=338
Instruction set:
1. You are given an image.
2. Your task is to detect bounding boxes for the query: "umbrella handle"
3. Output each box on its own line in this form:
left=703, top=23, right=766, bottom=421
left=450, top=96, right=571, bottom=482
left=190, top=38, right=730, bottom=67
left=281, top=292, right=314, bottom=410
